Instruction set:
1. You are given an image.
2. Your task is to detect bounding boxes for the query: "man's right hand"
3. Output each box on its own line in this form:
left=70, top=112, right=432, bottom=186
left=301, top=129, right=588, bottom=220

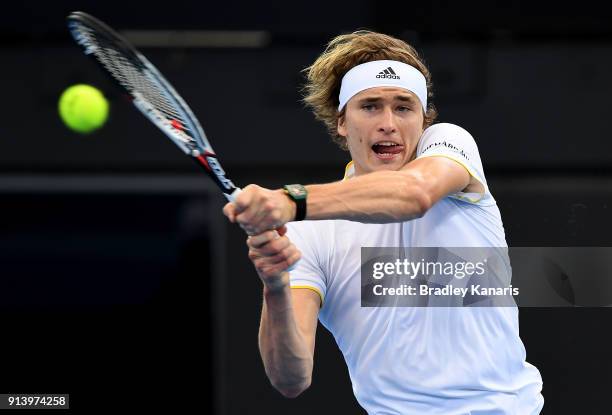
left=246, top=226, right=302, bottom=291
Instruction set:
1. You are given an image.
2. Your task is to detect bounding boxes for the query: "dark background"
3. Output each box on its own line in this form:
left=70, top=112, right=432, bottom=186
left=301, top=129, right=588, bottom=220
left=1, top=0, right=611, bottom=413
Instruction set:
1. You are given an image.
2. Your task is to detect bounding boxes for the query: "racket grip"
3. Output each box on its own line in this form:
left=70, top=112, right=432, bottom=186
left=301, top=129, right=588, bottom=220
left=224, top=187, right=242, bottom=203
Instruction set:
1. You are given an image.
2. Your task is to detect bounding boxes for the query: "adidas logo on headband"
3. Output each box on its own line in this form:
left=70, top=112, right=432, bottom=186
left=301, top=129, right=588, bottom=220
left=376, top=67, right=400, bottom=79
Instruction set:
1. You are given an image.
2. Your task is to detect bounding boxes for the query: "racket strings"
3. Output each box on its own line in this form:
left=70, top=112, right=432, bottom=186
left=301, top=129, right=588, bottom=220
left=72, top=23, right=198, bottom=148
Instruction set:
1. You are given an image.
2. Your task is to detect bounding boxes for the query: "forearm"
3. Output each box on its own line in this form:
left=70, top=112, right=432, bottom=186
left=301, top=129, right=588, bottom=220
left=258, top=284, right=313, bottom=397
left=305, top=169, right=431, bottom=223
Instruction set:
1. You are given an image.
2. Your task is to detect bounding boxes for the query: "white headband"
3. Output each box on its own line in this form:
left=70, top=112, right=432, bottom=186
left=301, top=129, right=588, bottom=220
left=338, top=60, right=427, bottom=112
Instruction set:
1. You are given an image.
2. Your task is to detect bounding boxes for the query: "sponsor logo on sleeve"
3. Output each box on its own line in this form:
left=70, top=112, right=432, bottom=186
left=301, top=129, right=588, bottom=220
left=422, top=140, right=470, bottom=161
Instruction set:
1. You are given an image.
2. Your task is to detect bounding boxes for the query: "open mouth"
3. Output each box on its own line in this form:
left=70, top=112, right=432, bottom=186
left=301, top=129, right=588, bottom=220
left=372, top=141, right=404, bottom=159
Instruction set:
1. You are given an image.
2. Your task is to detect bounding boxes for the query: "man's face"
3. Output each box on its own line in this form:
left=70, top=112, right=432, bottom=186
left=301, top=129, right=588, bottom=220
left=337, top=87, right=425, bottom=176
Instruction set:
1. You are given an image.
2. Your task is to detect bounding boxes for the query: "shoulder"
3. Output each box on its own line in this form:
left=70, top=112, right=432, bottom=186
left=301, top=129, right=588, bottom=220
left=418, top=123, right=476, bottom=147
left=423, top=122, right=473, bottom=136
left=417, top=122, right=481, bottom=160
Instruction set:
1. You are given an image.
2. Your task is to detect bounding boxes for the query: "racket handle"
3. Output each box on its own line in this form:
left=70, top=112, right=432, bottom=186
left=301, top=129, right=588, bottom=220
left=224, top=187, right=242, bottom=203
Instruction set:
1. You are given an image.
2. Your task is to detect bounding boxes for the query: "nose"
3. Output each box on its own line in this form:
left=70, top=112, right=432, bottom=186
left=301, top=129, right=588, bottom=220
left=377, top=106, right=397, bottom=135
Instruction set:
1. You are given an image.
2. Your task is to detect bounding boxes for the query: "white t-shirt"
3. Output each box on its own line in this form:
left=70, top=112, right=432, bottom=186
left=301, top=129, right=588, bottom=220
left=287, top=123, right=544, bottom=415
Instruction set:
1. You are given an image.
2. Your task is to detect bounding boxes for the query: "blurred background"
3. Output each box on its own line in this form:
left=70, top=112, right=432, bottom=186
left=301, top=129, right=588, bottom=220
left=2, top=0, right=612, bottom=413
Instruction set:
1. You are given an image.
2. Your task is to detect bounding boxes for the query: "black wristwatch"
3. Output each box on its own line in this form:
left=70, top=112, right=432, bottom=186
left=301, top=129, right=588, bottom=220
left=283, top=184, right=308, bottom=221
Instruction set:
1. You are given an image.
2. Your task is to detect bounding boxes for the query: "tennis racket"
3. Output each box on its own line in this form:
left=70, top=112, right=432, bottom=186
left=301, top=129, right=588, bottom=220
left=66, top=11, right=241, bottom=202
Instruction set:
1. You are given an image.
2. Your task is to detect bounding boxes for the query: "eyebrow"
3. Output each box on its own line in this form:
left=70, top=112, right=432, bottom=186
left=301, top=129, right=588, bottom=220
left=357, top=95, right=417, bottom=104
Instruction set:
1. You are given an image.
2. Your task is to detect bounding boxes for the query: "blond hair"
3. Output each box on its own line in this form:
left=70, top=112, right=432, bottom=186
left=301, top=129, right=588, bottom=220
left=302, top=31, right=438, bottom=150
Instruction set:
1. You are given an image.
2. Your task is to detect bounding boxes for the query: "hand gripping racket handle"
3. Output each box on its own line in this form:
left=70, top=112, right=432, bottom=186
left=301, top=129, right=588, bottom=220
left=224, top=188, right=242, bottom=203
left=225, top=187, right=298, bottom=272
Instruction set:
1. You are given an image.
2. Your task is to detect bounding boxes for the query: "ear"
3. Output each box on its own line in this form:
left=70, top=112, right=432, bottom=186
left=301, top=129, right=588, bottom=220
left=337, top=114, right=347, bottom=137
left=421, top=108, right=429, bottom=130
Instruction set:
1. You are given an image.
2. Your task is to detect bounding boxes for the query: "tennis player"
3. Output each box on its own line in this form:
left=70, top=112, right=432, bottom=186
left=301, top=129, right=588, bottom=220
left=223, top=31, right=544, bottom=414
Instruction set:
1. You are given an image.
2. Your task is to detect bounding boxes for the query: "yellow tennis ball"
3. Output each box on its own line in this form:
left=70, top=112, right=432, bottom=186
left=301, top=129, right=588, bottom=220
left=58, top=84, right=109, bottom=134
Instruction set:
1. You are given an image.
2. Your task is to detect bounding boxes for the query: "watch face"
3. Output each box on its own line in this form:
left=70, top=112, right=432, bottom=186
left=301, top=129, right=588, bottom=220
left=286, top=184, right=307, bottom=199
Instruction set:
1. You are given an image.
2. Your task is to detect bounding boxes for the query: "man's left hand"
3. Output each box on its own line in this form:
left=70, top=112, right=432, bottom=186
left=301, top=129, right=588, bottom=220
left=222, top=184, right=296, bottom=235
